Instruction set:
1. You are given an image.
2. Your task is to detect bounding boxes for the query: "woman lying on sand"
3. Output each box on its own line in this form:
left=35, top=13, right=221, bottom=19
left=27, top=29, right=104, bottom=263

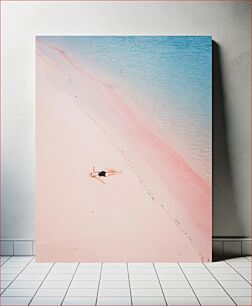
left=89, top=166, right=122, bottom=184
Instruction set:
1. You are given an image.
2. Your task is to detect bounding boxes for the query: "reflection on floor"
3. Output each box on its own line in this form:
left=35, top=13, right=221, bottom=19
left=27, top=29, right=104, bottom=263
left=0, top=256, right=251, bottom=305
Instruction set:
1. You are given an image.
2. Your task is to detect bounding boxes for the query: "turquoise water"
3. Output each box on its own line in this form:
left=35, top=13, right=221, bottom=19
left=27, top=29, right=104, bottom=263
left=38, top=36, right=212, bottom=179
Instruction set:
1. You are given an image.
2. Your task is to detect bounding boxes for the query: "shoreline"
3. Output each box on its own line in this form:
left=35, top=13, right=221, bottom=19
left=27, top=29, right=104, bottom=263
left=38, top=38, right=211, bottom=183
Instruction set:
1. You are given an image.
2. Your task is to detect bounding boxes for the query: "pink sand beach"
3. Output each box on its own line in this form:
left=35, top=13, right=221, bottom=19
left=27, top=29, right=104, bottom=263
left=36, top=39, right=212, bottom=262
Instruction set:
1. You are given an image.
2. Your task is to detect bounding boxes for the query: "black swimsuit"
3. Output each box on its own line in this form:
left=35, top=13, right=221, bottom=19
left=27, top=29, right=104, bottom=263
left=98, top=171, right=106, bottom=177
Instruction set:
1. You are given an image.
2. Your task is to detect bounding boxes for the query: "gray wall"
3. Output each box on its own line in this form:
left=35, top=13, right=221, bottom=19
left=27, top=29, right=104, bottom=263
left=1, top=1, right=251, bottom=240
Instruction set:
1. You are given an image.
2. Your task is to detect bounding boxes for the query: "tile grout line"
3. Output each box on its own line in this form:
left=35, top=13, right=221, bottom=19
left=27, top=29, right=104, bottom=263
left=60, top=262, right=80, bottom=306
left=95, top=262, right=103, bottom=306
left=153, top=262, right=168, bottom=306
left=126, top=263, right=133, bottom=306
left=178, top=263, right=202, bottom=306
left=28, top=261, right=55, bottom=305
left=225, top=260, right=252, bottom=286
left=0, top=255, right=13, bottom=299
left=0, top=256, right=34, bottom=297
left=81, top=272, right=169, bottom=275
left=0, top=255, right=12, bottom=266
left=203, top=262, right=238, bottom=305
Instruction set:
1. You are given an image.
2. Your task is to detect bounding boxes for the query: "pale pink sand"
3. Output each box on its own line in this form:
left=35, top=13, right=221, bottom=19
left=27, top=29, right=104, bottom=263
left=36, top=39, right=212, bottom=262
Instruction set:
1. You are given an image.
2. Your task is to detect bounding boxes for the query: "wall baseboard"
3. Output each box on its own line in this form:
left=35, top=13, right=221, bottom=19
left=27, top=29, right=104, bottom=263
left=0, top=238, right=251, bottom=258
left=0, top=240, right=35, bottom=256
left=212, top=237, right=251, bottom=259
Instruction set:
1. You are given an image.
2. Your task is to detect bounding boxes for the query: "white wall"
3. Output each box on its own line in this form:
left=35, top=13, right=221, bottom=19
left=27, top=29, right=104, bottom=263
left=1, top=1, right=250, bottom=240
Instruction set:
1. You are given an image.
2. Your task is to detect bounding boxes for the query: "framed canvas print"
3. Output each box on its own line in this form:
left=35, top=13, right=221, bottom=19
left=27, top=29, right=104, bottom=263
left=36, top=36, right=212, bottom=262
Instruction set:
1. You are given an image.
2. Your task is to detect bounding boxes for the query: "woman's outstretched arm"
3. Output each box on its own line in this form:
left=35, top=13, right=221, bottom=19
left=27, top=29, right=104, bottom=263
left=94, top=176, right=105, bottom=184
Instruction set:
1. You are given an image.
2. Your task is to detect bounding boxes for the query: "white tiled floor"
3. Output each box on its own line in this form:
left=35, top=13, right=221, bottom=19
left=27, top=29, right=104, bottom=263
left=0, top=256, right=251, bottom=305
